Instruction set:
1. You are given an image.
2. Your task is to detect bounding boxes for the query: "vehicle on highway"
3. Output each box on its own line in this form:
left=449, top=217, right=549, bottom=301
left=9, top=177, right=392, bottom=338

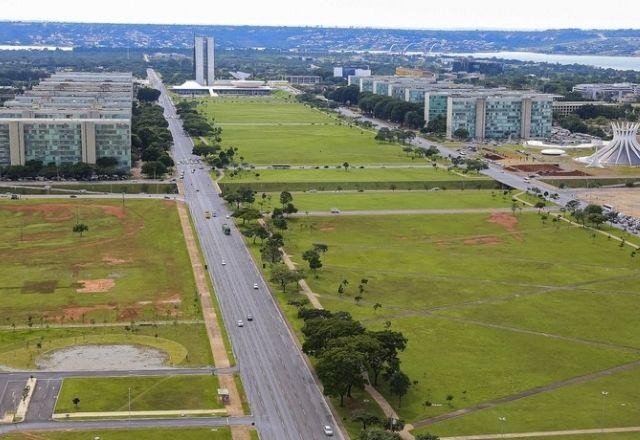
left=523, top=177, right=531, bottom=183
left=225, top=214, right=230, bottom=219
left=212, top=211, right=217, bottom=217
left=205, top=211, right=212, bottom=219
left=237, top=320, right=244, bottom=327
left=330, top=208, right=341, bottom=214
left=69, top=194, right=78, bottom=198
left=323, top=425, right=334, bottom=436
left=222, top=223, right=231, bottom=235
left=164, top=195, right=171, bottom=200
left=247, top=314, right=254, bottom=321
left=10, top=193, right=19, bottom=200
left=253, top=283, right=259, bottom=289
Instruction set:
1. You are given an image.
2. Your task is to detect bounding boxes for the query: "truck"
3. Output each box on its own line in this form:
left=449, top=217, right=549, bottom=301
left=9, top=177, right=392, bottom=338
left=222, top=223, right=231, bottom=235
left=204, top=211, right=211, bottom=219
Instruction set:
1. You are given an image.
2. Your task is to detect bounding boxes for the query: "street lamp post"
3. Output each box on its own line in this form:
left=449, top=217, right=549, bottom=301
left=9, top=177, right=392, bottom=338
left=601, top=390, right=608, bottom=434
left=498, top=416, right=507, bottom=438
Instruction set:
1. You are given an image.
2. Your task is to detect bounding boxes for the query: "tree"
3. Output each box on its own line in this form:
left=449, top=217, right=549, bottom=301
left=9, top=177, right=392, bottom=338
left=72, top=397, right=80, bottom=409
left=302, top=248, right=323, bottom=275
left=283, top=203, right=298, bottom=216
left=453, top=128, right=469, bottom=140
left=72, top=223, right=89, bottom=238
left=247, top=224, right=269, bottom=244
left=313, top=243, right=329, bottom=253
left=352, top=410, right=381, bottom=430
left=233, top=207, right=262, bottom=224
left=95, top=156, right=119, bottom=168
left=301, top=315, right=365, bottom=356
left=141, top=161, right=168, bottom=178
left=272, top=216, right=288, bottom=231
left=359, top=428, right=401, bottom=440
left=136, top=87, right=161, bottom=102
left=367, top=330, right=408, bottom=385
left=343, top=162, right=350, bottom=172
left=269, top=264, right=304, bottom=292
left=279, top=191, right=293, bottom=208
left=260, top=241, right=282, bottom=264
left=387, top=370, right=411, bottom=407
left=316, top=345, right=366, bottom=407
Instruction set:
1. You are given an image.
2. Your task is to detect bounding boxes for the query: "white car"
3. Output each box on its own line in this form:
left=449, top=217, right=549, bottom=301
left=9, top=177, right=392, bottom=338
left=237, top=320, right=244, bottom=327
left=323, top=425, right=334, bottom=436
left=253, top=283, right=259, bottom=290
left=221, top=260, right=226, bottom=266
left=225, top=214, right=230, bottom=219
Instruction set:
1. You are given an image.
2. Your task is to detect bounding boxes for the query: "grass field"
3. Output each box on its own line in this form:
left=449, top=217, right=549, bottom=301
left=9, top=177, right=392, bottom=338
left=0, top=324, right=213, bottom=369
left=420, top=367, right=640, bottom=436
left=195, top=96, right=424, bottom=166
left=223, top=168, right=488, bottom=183
left=220, top=167, right=497, bottom=192
left=3, top=428, right=233, bottom=440
left=251, top=212, right=640, bottom=430
left=0, top=182, right=178, bottom=195
left=55, top=375, right=222, bottom=413
left=254, top=190, right=540, bottom=212
left=0, top=199, right=197, bottom=325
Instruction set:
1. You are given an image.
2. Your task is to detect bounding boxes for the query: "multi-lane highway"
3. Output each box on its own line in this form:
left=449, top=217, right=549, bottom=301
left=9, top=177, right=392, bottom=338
left=149, top=69, right=343, bottom=440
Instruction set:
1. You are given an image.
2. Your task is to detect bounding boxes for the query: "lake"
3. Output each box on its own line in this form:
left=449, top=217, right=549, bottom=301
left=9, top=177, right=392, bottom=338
left=441, top=51, right=640, bottom=71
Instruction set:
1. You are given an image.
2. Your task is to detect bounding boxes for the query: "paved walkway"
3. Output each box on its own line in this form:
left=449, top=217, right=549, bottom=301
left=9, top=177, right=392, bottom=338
left=175, top=199, right=248, bottom=440
left=52, top=408, right=228, bottom=419
left=441, top=426, right=640, bottom=439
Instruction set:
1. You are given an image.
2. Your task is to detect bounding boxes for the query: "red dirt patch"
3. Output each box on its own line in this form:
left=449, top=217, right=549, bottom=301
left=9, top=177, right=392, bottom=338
left=57, top=304, right=116, bottom=322
left=488, top=212, right=519, bottom=232
left=505, top=163, right=591, bottom=177
left=76, top=279, right=116, bottom=293
left=463, top=235, right=503, bottom=246
left=102, top=256, right=131, bottom=265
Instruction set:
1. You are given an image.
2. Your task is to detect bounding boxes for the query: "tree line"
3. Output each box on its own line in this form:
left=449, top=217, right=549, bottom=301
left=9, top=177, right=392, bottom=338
left=131, top=91, right=174, bottom=178
left=358, top=92, right=424, bottom=129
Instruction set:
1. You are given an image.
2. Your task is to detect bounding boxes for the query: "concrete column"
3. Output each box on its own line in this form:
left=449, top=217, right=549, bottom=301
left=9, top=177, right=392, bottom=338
left=424, top=93, right=431, bottom=124
left=8, top=121, right=25, bottom=165
left=445, top=97, right=454, bottom=139
left=81, top=121, right=97, bottom=164
left=521, top=98, right=532, bottom=139
left=475, top=97, right=486, bottom=141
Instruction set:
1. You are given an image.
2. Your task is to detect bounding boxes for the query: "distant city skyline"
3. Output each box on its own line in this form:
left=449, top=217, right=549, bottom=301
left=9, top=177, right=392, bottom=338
left=2, top=0, right=639, bottom=30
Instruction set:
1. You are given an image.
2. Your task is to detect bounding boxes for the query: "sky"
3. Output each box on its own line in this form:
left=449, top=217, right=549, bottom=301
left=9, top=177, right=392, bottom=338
left=2, top=0, right=639, bottom=30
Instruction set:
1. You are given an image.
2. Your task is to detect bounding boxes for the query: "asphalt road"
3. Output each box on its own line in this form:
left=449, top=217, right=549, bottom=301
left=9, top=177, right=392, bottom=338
left=0, top=415, right=255, bottom=434
left=149, top=69, right=343, bottom=440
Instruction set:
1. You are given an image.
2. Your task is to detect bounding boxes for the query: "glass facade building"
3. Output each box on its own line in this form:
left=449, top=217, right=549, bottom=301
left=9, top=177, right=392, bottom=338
left=0, top=72, right=132, bottom=169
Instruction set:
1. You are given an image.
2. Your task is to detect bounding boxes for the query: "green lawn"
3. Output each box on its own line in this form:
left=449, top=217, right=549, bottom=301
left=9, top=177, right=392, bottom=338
left=3, top=428, right=233, bottom=440
left=195, top=96, right=423, bottom=165
left=422, top=367, right=640, bottom=437
left=0, top=324, right=213, bottom=369
left=254, top=190, right=539, bottom=212
left=253, top=213, right=640, bottom=425
left=0, top=199, right=197, bottom=324
left=224, top=168, right=488, bottom=183
left=55, top=375, right=222, bottom=413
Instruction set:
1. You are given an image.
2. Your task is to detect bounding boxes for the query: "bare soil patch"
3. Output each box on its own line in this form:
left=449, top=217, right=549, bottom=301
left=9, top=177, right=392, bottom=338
left=505, top=163, right=590, bottom=177
left=57, top=304, right=116, bottom=322
left=488, top=212, right=519, bottom=231
left=76, top=279, right=116, bottom=293
left=102, top=256, right=131, bottom=265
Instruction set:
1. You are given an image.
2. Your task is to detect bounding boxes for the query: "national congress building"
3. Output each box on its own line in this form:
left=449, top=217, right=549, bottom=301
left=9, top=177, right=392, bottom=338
left=0, top=72, right=133, bottom=169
